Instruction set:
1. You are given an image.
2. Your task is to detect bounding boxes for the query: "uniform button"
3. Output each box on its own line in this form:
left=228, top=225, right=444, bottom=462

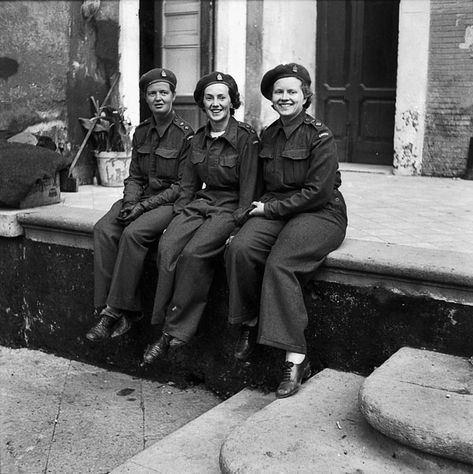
left=180, top=122, right=184, bottom=126
left=184, top=125, right=189, bottom=129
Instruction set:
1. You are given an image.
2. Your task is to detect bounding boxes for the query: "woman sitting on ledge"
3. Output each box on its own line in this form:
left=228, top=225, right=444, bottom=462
left=86, top=68, right=193, bottom=342
left=142, top=72, right=260, bottom=365
left=225, top=63, right=347, bottom=398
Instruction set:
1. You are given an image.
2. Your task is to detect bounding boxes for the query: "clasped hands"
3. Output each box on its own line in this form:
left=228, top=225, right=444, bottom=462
left=226, top=201, right=265, bottom=246
left=116, top=202, right=145, bottom=226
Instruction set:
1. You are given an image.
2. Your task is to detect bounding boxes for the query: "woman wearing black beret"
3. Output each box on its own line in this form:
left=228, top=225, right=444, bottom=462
left=142, top=72, right=260, bottom=364
left=225, top=63, right=347, bottom=398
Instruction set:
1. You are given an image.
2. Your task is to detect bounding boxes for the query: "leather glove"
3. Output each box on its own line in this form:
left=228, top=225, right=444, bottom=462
left=116, top=203, right=145, bottom=226
left=234, top=203, right=256, bottom=227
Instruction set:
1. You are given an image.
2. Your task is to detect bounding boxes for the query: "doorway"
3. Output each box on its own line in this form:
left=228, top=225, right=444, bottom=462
left=139, top=0, right=214, bottom=130
left=316, top=0, right=400, bottom=164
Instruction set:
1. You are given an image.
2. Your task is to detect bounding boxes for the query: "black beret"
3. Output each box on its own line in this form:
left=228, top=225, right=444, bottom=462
left=260, top=63, right=311, bottom=100
left=139, top=68, right=177, bottom=92
left=193, top=72, right=238, bottom=103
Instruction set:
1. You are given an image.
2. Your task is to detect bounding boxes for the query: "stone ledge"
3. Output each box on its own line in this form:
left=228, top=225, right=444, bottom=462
left=359, top=347, right=473, bottom=466
left=13, top=204, right=473, bottom=305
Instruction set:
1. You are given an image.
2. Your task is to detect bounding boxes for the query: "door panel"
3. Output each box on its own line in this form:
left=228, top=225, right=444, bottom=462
left=316, top=0, right=399, bottom=165
left=139, top=0, right=213, bottom=130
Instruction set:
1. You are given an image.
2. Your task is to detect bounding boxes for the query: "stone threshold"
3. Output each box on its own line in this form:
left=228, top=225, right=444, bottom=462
left=5, top=203, right=473, bottom=306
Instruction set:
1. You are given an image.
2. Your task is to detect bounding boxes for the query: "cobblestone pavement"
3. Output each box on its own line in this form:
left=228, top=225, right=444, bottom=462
left=0, top=347, right=220, bottom=474
left=59, top=169, right=473, bottom=255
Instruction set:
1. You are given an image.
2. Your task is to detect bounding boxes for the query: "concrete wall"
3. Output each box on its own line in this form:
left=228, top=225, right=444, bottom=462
left=0, top=0, right=123, bottom=184
left=393, top=0, right=430, bottom=175
left=1, top=235, right=473, bottom=396
left=423, top=0, right=473, bottom=177
left=0, top=1, right=70, bottom=147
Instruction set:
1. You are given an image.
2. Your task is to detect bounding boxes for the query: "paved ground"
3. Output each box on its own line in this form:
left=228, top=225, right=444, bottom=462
left=0, top=346, right=220, bottom=474
left=58, top=167, right=473, bottom=255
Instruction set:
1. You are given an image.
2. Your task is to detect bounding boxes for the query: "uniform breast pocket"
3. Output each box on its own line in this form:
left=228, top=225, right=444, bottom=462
left=136, top=144, right=152, bottom=174
left=219, top=153, right=237, bottom=168
left=259, top=148, right=274, bottom=180
left=154, top=147, right=179, bottom=179
left=281, top=148, right=310, bottom=185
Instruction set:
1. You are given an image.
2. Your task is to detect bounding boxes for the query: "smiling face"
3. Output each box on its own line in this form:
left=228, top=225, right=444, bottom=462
left=271, top=77, right=307, bottom=123
left=145, top=81, right=176, bottom=118
left=203, top=83, right=232, bottom=130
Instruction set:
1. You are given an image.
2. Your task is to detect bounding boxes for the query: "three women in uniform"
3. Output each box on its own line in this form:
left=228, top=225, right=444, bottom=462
left=87, top=64, right=346, bottom=399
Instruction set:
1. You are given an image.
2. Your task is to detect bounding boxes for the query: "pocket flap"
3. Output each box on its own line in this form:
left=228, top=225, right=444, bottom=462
left=137, top=145, right=151, bottom=154
left=154, top=148, right=179, bottom=159
left=220, top=153, right=238, bottom=167
left=191, top=150, right=206, bottom=164
left=258, top=147, right=273, bottom=160
left=281, top=148, right=310, bottom=160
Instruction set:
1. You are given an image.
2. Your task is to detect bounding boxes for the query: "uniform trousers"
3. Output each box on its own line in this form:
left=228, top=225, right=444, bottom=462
left=94, top=199, right=174, bottom=311
left=225, top=202, right=347, bottom=354
left=151, top=199, right=236, bottom=342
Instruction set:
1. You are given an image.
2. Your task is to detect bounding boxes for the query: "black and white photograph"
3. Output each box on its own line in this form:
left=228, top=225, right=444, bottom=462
left=1, top=0, right=473, bottom=472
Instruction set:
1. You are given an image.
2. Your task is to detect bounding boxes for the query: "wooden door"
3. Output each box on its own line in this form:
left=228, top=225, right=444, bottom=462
left=316, top=0, right=399, bottom=164
left=139, top=0, right=214, bottom=130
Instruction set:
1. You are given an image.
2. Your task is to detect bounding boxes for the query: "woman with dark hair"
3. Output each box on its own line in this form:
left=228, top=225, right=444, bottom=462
left=225, top=63, right=347, bottom=398
left=142, top=72, right=260, bottom=364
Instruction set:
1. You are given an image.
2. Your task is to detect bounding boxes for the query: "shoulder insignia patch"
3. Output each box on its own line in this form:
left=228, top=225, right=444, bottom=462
left=238, top=121, right=257, bottom=134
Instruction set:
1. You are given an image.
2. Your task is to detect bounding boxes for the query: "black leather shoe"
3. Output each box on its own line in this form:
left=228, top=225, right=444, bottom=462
left=234, top=325, right=257, bottom=361
left=142, top=333, right=172, bottom=365
left=85, top=315, right=117, bottom=342
left=275, top=359, right=312, bottom=399
left=110, top=315, right=132, bottom=338
left=141, top=333, right=186, bottom=365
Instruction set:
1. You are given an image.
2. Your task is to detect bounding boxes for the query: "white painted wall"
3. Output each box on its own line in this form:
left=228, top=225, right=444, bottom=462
left=260, top=0, right=317, bottom=127
left=393, top=0, right=431, bottom=175
left=215, top=0, right=247, bottom=122
left=119, top=0, right=140, bottom=128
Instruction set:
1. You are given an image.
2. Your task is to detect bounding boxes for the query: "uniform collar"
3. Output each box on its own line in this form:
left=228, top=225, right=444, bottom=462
left=151, top=110, right=175, bottom=137
left=203, top=116, right=238, bottom=149
left=276, top=111, right=306, bottom=139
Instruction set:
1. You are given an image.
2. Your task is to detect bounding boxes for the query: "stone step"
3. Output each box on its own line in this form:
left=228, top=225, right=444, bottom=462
left=110, top=388, right=273, bottom=473
left=360, top=347, right=473, bottom=466
left=220, top=369, right=472, bottom=473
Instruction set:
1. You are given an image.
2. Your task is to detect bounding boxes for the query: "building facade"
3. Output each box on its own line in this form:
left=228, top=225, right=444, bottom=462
left=1, top=0, right=472, bottom=180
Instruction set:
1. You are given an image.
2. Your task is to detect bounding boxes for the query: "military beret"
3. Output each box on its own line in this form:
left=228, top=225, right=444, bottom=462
left=139, top=68, right=177, bottom=92
left=193, top=72, right=239, bottom=103
left=260, top=63, right=311, bottom=100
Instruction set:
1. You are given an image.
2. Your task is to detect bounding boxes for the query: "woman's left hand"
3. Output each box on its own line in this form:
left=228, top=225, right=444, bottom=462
left=249, top=201, right=265, bottom=216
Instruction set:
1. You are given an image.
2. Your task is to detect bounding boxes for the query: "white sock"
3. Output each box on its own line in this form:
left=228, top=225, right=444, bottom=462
left=285, top=351, right=305, bottom=364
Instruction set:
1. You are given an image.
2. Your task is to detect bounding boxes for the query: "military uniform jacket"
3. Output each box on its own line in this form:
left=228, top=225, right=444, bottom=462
left=173, top=116, right=260, bottom=220
left=259, top=111, right=342, bottom=219
left=122, top=111, right=193, bottom=211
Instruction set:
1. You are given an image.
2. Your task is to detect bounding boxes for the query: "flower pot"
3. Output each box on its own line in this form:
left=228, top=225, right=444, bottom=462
left=95, top=151, right=131, bottom=187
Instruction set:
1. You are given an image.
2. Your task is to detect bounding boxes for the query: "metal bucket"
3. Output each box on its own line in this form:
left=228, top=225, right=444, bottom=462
left=95, top=151, right=131, bottom=187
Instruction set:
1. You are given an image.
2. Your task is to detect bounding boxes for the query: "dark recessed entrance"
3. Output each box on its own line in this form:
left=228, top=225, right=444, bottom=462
left=316, top=0, right=400, bottom=164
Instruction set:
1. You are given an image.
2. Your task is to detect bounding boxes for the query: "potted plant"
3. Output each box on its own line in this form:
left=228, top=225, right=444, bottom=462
left=79, top=98, right=133, bottom=187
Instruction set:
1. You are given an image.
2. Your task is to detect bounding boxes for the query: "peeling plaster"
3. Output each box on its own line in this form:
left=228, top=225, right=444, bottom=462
left=459, top=25, right=473, bottom=56
left=393, top=110, right=422, bottom=174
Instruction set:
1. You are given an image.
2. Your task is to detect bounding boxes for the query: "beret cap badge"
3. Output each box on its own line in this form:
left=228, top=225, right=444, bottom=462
left=217, top=73, right=223, bottom=80
left=161, top=71, right=167, bottom=77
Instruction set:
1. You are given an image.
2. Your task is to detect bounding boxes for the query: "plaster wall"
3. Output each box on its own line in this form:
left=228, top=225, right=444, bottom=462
left=215, top=0, right=246, bottom=123
left=118, top=0, right=140, bottom=129
left=393, top=0, right=430, bottom=176
left=260, top=0, right=317, bottom=128
left=0, top=1, right=70, bottom=147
